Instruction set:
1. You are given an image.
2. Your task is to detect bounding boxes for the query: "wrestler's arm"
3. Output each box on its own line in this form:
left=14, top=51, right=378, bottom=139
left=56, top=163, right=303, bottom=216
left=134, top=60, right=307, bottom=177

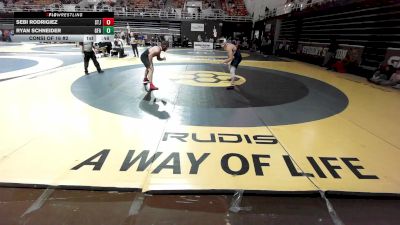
left=156, top=48, right=166, bottom=61
left=148, top=47, right=158, bottom=62
left=223, top=46, right=234, bottom=64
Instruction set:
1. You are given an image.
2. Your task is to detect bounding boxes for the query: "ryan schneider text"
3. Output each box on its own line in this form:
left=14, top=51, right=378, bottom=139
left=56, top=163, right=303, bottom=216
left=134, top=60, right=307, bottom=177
left=71, top=133, right=378, bottom=179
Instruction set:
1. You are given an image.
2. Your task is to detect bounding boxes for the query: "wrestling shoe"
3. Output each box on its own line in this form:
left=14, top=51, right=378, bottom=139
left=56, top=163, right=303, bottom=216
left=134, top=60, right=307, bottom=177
left=149, top=83, right=159, bottom=91
left=226, top=85, right=235, bottom=90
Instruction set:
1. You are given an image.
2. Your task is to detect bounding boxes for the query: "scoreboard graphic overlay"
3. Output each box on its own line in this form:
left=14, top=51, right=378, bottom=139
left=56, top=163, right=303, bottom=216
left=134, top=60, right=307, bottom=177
left=13, top=12, right=114, bottom=42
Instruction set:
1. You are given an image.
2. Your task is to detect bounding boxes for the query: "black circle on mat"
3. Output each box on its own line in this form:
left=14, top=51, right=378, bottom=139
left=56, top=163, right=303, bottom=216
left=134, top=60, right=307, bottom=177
left=0, top=58, right=38, bottom=73
left=173, top=65, right=308, bottom=108
left=71, top=63, right=348, bottom=127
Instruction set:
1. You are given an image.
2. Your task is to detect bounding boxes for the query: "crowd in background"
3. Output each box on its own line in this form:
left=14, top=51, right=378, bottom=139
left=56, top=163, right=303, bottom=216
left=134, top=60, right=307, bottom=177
left=0, top=0, right=168, bottom=12
left=0, top=0, right=252, bottom=20
left=222, top=0, right=247, bottom=16
left=263, top=0, right=376, bottom=19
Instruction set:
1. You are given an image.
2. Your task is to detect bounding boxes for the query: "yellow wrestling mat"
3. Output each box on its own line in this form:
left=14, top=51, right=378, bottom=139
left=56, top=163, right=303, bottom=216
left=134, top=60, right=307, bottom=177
left=0, top=44, right=399, bottom=194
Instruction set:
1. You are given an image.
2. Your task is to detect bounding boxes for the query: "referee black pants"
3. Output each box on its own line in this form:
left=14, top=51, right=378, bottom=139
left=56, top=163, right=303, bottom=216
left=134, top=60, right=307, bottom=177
left=84, top=51, right=101, bottom=73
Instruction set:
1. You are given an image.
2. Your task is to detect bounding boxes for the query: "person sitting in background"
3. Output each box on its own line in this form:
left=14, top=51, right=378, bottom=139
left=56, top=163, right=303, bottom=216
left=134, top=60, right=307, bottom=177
left=331, top=50, right=358, bottom=74
left=241, top=39, right=249, bottom=50
left=276, top=39, right=289, bottom=56
left=112, top=38, right=127, bottom=58
left=95, top=42, right=108, bottom=57
left=379, top=68, right=400, bottom=88
left=368, top=64, right=396, bottom=84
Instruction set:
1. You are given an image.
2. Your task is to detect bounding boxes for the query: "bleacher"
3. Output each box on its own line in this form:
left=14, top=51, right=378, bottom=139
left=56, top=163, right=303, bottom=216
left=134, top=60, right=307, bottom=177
left=0, top=0, right=252, bottom=24
left=221, top=0, right=248, bottom=16
left=129, top=0, right=165, bottom=9
left=201, top=0, right=219, bottom=9
left=277, top=0, right=400, bottom=75
left=171, top=0, right=185, bottom=8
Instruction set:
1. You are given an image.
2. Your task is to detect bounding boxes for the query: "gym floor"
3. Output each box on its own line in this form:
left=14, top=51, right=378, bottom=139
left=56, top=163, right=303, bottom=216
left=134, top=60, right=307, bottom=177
left=0, top=42, right=399, bottom=225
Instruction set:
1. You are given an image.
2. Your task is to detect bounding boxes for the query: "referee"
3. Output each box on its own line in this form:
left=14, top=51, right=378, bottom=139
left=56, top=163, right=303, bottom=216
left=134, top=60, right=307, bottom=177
left=81, top=42, right=104, bottom=75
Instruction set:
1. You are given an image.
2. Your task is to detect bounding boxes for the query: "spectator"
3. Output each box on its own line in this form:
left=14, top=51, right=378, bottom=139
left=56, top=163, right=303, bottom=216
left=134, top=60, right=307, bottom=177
left=120, top=31, right=126, bottom=44
left=329, top=49, right=358, bottom=74
left=266, top=36, right=273, bottom=55
left=368, top=64, right=396, bottom=84
left=241, top=38, right=249, bottom=50
left=379, top=68, right=400, bottom=87
left=103, top=42, right=112, bottom=55
left=323, top=37, right=339, bottom=69
left=251, top=38, right=258, bottom=52
left=94, top=42, right=108, bottom=57
left=197, top=7, right=202, bottom=19
left=261, top=36, right=268, bottom=55
left=182, top=36, right=189, bottom=47
left=276, top=40, right=286, bottom=56
left=112, top=38, right=127, bottom=58
left=175, top=7, right=181, bottom=18
left=130, top=35, right=139, bottom=57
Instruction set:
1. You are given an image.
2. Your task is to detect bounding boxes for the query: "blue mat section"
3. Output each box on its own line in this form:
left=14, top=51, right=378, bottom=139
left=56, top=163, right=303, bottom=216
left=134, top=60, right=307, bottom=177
left=0, top=58, right=38, bottom=74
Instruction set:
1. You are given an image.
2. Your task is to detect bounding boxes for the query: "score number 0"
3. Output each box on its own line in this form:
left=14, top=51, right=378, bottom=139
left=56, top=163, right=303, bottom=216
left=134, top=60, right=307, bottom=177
left=102, top=18, right=114, bottom=26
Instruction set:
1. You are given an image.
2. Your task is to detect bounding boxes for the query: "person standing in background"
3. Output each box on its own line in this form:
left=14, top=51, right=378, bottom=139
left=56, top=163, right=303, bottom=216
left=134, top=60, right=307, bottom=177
left=323, top=37, right=339, bottom=69
left=261, top=36, right=268, bottom=55
left=130, top=35, right=139, bottom=57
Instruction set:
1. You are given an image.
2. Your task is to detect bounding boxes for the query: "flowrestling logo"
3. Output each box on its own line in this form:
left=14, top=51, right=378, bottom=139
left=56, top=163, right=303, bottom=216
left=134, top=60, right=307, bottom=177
left=46, top=12, right=83, bottom=17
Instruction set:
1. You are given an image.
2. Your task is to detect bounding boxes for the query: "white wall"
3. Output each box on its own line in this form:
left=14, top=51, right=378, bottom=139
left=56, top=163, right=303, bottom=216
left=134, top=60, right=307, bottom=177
left=244, top=0, right=285, bottom=21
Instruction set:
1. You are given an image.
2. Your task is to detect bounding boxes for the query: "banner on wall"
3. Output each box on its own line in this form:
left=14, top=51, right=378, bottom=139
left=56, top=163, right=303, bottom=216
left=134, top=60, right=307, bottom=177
left=297, top=42, right=364, bottom=65
left=384, top=48, right=400, bottom=68
left=191, top=23, right=204, bottom=32
left=194, top=42, right=213, bottom=50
